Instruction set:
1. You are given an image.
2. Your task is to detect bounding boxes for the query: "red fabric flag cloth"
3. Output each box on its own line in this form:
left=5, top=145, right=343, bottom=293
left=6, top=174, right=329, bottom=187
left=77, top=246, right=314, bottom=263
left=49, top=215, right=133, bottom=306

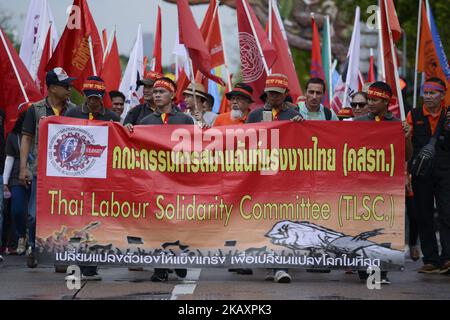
left=0, top=29, right=43, bottom=135
left=46, top=0, right=103, bottom=92
left=236, top=0, right=277, bottom=103
left=201, top=0, right=224, bottom=68
left=310, top=17, right=325, bottom=80
left=310, top=17, right=329, bottom=107
left=36, top=25, right=52, bottom=97
left=176, top=0, right=224, bottom=86
left=418, top=0, right=450, bottom=106
left=270, top=7, right=302, bottom=101
left=100, top=33, right=121, bottom=108
left=152, top=5, right=163, bottom=74
left=175, top=0, right=225, bottom=101
left=380, top=0, right=402, bottom=118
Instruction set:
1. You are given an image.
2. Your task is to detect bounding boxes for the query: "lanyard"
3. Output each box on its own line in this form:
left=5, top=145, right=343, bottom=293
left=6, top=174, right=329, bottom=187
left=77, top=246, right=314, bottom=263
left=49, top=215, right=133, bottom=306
left=272, top=109, right=280, bottom=121
left=161, top=113, right=170, bottom=124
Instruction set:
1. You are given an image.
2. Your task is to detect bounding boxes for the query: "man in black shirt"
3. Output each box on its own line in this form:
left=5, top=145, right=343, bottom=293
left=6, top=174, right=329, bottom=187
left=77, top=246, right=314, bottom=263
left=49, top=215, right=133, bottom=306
left=123, top=71, right=162, bottom=128
left=245, top=73, right=302, bottom=284
left=246, top=74, right=301, bottom=123
left=65, top=76, right=120, bottom=281
left=20, top=67, right=76, bottom=268
left=139, top=77, right=192, bottom=282
left=140, top=78, right=194, bottom=125
left=65, top=76, right=120, bottom=122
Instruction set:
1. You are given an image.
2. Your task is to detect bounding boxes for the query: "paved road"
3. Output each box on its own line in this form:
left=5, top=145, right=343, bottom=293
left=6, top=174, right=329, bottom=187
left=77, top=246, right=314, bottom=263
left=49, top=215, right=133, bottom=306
left=1, top=255, right=449, bottom=300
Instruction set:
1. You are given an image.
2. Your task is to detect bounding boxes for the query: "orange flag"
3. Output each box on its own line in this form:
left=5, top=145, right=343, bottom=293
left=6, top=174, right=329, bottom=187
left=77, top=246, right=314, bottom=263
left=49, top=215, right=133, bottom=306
left=418, top=0, right=450, bottom=106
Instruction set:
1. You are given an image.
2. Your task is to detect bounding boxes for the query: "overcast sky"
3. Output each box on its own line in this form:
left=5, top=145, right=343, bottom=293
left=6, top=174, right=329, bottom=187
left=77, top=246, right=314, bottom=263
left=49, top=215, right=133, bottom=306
left=2, top=0, right=240, bottom=72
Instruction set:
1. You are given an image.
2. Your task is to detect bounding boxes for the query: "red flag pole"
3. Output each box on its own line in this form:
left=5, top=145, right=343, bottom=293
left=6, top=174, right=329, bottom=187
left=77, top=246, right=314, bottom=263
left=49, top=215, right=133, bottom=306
left=241, top=0, right=270, bottom=75
left=377, top=8, right=386, bottom=81
left=217, top=0, right=232, bottom=91
left=412, top=0, right=423, bottom=109
left=187, top=55, right=203, bottom=126
left=382, top=0, right=405, bottom=120
left=0, top=29, right=29, bottom=102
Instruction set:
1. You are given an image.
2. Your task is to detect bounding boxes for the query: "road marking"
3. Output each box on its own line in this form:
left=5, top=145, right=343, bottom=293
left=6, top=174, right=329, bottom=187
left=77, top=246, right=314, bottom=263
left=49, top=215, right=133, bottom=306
left=170, top=268, right=201, bottom=300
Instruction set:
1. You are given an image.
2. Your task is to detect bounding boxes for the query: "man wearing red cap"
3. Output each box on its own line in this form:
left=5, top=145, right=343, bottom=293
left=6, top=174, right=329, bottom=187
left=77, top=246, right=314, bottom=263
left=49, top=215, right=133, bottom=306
left=64, top=76, right=120, bottom=281
left=247, top=74, right=301, bottom=124
left=19, top=67, right=77, bottom=268
left=123, top=71, right=161, bottom=128
left=214, top=83, right=254, bottom=126
left=246, top=74, right=301, bottom=283
left=406, top=77, right=450, bottom=275
left=65, top=76, right=120, bottom=122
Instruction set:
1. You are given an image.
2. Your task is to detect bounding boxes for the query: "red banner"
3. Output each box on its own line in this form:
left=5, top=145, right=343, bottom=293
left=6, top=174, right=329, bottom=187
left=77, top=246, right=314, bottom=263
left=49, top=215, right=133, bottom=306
left=37, top=118, right=405, bottom=270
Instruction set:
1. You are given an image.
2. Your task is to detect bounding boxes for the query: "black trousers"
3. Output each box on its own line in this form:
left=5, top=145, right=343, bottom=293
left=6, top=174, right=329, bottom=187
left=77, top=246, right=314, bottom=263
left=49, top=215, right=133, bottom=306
left=412, top=164, right=450, bottom=266
left=406, top=196, right=419, bottom=246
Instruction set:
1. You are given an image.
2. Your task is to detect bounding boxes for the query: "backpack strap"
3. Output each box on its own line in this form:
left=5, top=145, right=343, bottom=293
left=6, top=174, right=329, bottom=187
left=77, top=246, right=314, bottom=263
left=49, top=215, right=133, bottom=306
left=324, top=106, right=332, bottom=121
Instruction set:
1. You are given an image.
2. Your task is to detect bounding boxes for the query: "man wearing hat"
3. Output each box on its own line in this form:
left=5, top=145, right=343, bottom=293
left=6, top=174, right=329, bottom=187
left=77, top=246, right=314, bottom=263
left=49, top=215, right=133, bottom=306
left=247, top=73, right=301, bottom=124
left=214, top=83, right=254, bottom=126
left=406, top=77, right=450, bottom=275
left=182, top=83, right=216, bottom=127
left=245, top=74, right=301, bottom=284
left=19, top=67, right=77, bottom=268
left=64, top=76, right=120, bottom=281
left=123, top=71, right=161, bottom=128
left=65, top=76, right=120, bottom=122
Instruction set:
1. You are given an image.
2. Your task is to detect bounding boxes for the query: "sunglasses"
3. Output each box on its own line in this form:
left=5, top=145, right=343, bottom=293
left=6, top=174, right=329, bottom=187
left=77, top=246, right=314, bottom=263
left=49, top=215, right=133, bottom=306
left=350, top=102, right=367, bottom=109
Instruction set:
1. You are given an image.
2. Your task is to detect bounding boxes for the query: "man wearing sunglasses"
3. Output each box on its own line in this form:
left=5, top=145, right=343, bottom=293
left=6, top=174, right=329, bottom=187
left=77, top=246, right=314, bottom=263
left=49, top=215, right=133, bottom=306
left=19, top=67, right=76, bottom=269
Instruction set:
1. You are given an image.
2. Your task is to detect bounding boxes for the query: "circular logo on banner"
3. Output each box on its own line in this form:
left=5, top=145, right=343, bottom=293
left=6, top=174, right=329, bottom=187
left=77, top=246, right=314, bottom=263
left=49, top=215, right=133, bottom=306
left=48, top=127, right=106, bottom=177
left=239, top=32, right=264, bottom=83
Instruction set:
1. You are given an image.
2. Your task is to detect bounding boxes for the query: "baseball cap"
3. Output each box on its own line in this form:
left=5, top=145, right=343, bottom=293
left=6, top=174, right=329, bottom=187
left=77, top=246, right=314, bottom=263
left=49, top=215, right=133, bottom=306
left=264, top=73, right=289, bottom=94
left=83, top=76, right=106, bottom=98
left=46, top=67, right=76, bottom=87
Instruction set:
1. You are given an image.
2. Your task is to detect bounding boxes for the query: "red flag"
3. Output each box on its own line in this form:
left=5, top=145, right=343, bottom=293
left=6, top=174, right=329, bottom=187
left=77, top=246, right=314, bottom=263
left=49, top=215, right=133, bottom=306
left=380, top=0, right=403, bottom=118
left=46, top=0, right=103, bottom=92
left=175, top=0, right=225, bottom=101
left=418, top=0, right=450, bottom=106
left=100, top=32, right=121, bottom=108
left=270, top=5, right=302, bottom=101
left=0, top=29, right=43, bottom=135
left=201, top=0, right=224, bottom=68
left=236, top=0, right=277, bottom=103
left=176, top=0, right=224, bottom=86
left=151, top=5, right=163, bottom=74
left=36, top=25, right=52, bottom=97
left=310, top=17, right=329, bottom=107
left=310, top=17, right=325, bottom=80
left=367, top=50, right=375, bottom=83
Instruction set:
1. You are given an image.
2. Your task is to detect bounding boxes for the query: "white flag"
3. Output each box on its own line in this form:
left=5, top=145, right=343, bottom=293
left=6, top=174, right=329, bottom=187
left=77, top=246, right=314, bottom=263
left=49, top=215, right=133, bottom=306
left=172, top=31, right=191, bottom=80
left=119, top=24, right=144, bottom=121
left=19, top=0, right=58, bottom=80
left=331, top=6, right=361, bottom=112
